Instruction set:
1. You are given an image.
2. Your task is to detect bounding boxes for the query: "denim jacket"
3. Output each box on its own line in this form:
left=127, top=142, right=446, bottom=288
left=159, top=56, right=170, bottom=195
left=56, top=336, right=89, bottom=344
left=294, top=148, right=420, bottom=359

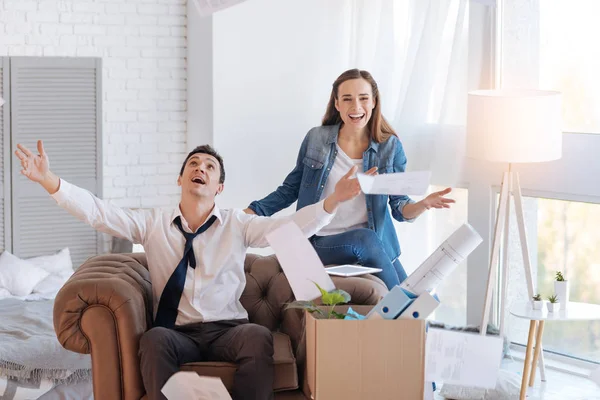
left=248, top=124, right=415, bottom=261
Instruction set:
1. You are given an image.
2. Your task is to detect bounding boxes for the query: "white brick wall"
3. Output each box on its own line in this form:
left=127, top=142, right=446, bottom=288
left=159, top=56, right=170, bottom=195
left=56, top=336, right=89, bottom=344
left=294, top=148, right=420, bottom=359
left=0, top=0, right=187, bottom=209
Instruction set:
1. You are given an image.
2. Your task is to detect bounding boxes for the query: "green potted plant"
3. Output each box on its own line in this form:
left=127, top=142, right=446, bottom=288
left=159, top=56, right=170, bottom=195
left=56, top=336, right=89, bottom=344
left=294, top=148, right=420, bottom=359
left=554, top=271, right=569, bottom=307
left=285, top=282, right=352, bottom=319
left=547, top=294, right=560, bottom=312
left=531, top=293, right=544, bottom=310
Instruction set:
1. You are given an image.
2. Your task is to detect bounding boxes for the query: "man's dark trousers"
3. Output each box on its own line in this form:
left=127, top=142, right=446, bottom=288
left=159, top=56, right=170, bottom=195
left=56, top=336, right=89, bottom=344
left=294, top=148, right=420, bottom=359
left=139, top=319, right=274, bottom=400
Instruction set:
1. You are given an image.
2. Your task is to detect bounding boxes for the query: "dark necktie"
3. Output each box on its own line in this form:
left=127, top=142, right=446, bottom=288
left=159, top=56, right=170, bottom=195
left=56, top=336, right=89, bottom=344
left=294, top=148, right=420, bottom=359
left=154, top=214, right=217, bottom=328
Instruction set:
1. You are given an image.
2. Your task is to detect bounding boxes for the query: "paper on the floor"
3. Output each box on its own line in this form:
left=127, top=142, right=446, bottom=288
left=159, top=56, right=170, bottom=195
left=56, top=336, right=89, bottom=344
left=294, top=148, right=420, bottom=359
left=266, top=221, right=335, bottom=301
left=190, top=0, right=247, bottom=16
left=425, top=328, right=503, bottom=389
left=357, top=170, right=431, bottom=195
left=161, top=371, right=231, bottom=400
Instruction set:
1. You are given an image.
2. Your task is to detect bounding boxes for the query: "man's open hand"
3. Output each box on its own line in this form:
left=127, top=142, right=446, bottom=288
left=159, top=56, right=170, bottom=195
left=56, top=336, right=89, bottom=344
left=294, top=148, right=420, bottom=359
left=14, top=140, right=60, bottom=194
left=15, top=140, right=50, bottom=183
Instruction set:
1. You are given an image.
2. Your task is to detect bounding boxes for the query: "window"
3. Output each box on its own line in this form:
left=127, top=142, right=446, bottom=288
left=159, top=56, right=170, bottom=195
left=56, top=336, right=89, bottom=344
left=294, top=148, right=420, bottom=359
left=472, top=0, right=600, bottom=369
left=539, top=0, right=600, bottom=134
left=396, top=186, right=469, bottom=326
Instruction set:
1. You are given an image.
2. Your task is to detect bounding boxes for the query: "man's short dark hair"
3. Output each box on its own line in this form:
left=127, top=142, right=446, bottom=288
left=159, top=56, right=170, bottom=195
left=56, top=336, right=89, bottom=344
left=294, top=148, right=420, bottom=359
left=179, top=145, right=225, bottom=184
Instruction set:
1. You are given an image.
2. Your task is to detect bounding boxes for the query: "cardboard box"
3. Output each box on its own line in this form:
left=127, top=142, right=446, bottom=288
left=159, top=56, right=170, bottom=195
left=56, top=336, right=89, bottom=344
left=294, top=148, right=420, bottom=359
left=305, top=305, right=425, bottom=400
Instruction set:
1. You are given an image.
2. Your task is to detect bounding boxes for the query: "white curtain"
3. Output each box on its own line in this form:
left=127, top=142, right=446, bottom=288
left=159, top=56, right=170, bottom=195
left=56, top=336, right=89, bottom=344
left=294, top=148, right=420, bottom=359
left=337, top=0, right=474, bottom=325
left=344, top=0, right=470, bottom=186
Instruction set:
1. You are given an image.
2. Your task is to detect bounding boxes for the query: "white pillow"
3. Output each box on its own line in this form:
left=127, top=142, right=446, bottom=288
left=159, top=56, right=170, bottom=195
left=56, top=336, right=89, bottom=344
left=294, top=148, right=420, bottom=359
left=30, top=248, right=74, bottom=295
left=439, top=370, right=521, bottom=399
left=33, top=271, right=72, bottom=295
left=27, top=247, right=73, bottom=275
left=0, top=251, right=50, bottom=296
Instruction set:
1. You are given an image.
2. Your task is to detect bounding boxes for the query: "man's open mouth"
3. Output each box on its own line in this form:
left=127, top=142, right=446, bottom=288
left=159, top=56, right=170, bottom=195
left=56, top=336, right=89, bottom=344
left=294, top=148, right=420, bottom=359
left=192, top=177, right=206, bottom=185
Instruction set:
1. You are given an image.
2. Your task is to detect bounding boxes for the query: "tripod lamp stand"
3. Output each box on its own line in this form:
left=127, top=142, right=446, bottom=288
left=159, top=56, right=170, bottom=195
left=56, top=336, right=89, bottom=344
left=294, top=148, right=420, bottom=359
left=466, top=89, right=563, bottom=381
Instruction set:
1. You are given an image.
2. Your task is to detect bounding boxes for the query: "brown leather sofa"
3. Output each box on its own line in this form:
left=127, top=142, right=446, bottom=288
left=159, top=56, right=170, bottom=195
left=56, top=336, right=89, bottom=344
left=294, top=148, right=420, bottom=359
left=52, top=253, right=388, bottom=400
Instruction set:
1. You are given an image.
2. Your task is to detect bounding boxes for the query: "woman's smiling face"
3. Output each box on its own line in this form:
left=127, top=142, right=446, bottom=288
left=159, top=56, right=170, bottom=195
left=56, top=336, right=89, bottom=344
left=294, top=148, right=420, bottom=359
left=334, top=78, right=375, bottom=131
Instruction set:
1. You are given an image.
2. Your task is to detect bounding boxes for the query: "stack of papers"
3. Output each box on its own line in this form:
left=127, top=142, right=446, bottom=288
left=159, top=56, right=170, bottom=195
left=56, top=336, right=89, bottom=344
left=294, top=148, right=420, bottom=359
left=425, top=328, right=503, bottom=389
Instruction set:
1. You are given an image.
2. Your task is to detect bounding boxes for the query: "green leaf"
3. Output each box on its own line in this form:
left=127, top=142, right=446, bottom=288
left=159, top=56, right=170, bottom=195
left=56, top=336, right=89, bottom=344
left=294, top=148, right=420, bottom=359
left=330, top=289, right=351, bottom=303
left=322, top=290, right=351, bottom=306
left=285, top=300, right=316, bottom=310
left=284, top=301, right=324, bottom=316
left=313, top=281, right=329, bottom=298
left=312, top=281, right=351, bottom=306
left=330, top=310, right=347, bottom=319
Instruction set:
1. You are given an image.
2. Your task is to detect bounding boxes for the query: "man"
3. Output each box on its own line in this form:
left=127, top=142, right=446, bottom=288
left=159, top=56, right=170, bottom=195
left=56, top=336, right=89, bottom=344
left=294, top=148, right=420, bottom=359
left=15, top=140, right=363, bottom=400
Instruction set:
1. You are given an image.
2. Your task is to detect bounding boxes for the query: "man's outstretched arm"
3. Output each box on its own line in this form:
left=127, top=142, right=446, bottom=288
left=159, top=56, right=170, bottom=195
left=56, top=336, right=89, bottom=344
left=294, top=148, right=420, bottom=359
left=15, top=140, right=149, bottom=244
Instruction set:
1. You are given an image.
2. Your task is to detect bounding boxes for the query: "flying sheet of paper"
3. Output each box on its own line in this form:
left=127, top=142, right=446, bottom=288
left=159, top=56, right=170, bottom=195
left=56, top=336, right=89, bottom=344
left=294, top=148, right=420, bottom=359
left=191, top=0, right=248, bottom=16
left=357, top=170, right=431, bottom=195
left=162, top=371, right=232, bottom=400
left=425, top=328, right=503, bottom=389
left=266, top=221, right=336, bottom=301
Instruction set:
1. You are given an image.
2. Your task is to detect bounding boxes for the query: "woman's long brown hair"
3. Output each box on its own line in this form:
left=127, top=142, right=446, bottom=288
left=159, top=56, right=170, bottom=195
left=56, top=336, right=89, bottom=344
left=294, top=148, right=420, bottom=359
left=322, top=69, right=396, bottom=143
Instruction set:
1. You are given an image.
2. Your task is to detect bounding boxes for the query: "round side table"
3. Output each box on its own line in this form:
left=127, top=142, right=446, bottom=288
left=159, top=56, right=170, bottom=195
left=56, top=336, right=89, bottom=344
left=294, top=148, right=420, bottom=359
left=510, top=301, right=600, bottom=400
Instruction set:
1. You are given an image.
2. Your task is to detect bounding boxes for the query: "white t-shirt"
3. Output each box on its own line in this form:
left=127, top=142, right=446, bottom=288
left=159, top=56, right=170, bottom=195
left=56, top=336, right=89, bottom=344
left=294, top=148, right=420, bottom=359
left=318, top=144, right=368, bottom=236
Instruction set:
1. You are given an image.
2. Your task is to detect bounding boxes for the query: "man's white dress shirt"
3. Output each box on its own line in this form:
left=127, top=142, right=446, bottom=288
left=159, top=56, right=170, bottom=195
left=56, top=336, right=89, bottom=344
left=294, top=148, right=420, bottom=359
left=52, top=179, right=336, bottom=326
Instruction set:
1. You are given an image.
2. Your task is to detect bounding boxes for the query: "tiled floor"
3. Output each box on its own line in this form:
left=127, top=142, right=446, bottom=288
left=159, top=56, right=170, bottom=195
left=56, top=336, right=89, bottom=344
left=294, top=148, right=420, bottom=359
left=435, top=359, right=600, bottom=400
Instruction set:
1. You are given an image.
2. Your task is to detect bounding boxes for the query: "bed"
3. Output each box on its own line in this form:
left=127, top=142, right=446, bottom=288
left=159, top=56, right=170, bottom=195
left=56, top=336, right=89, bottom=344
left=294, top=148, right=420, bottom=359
left=0, top=248, right=93, bottom=400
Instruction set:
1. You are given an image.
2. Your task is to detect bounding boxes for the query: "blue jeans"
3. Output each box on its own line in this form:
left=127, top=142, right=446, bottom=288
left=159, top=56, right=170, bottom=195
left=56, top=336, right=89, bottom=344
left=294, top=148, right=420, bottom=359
left=310, top=228, right=407, bottom=290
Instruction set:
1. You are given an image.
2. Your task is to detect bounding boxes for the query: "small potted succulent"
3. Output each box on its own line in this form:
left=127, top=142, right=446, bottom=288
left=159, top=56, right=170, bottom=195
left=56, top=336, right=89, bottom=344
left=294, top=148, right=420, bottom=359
left=531, top=293, right=544, bottom=310
left=547, top=294, right=560, bottom=312
left=554, top=271, right=569, bottom=307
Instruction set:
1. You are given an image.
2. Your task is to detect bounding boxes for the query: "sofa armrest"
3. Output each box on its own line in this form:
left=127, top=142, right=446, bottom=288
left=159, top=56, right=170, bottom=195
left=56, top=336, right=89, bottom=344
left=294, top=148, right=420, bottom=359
left=330, top=275, right=388, bottom=305
left=53, top=253, right=152, bottom=400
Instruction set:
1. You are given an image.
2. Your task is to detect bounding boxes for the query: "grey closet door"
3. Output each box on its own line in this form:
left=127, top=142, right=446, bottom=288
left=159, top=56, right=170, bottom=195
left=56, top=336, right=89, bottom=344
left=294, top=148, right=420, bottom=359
left=0, top=58, right=11, bottom=253
left=10, top=57, right=103, bottom=268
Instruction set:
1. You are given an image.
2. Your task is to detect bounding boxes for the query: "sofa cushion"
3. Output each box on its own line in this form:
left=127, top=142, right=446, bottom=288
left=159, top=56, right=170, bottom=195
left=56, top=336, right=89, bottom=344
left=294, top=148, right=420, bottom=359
left=179, top=332, right=298, bottom=393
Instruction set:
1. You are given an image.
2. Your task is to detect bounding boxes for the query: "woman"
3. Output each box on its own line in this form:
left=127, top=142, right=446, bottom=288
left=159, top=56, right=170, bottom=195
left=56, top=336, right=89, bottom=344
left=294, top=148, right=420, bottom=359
left=244, top=69, right=454, bottom=290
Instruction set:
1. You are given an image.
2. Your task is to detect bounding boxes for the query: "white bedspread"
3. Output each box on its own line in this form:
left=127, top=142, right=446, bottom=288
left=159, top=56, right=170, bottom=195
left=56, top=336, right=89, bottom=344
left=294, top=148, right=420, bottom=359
left=0, top=298, right=91, bottom=383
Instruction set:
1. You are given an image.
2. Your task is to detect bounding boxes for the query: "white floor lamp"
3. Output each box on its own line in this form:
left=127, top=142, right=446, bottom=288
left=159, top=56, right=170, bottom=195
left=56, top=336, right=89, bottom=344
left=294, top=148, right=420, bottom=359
left=466, top=89, right=563, bottom=382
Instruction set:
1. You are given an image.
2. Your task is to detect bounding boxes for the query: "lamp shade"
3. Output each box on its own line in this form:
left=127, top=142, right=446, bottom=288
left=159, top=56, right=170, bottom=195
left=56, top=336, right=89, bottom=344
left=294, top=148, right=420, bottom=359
left=466, top=89, right=562, bottom=163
